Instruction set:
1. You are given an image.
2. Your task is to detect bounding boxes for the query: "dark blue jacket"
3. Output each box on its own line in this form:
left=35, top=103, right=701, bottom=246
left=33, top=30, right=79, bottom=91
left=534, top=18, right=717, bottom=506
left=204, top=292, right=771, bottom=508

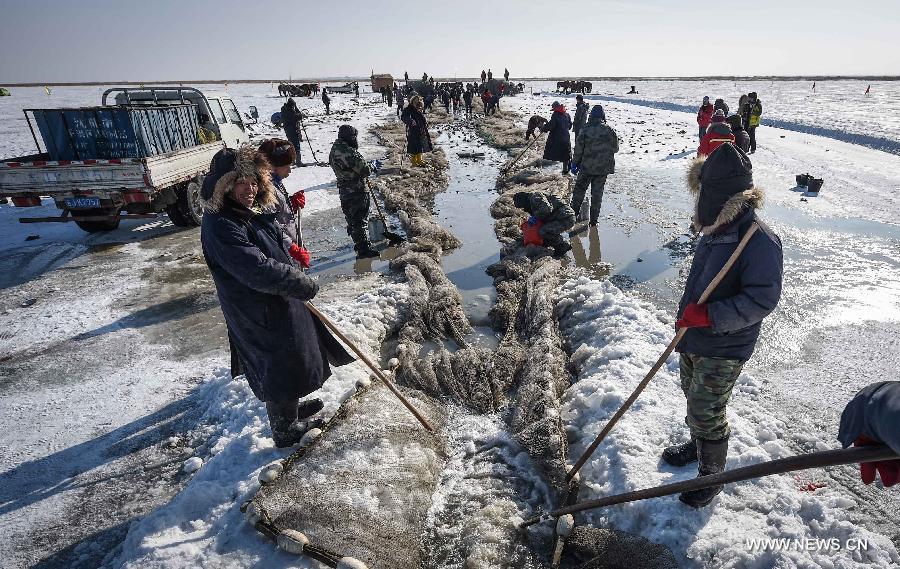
left=839, top=382, right=900, bottom=454
left=676, top=208, right=783, bottom=360
left=201, top=198, right=352, bottom=401
left=542, top=109, right=573, bottom=162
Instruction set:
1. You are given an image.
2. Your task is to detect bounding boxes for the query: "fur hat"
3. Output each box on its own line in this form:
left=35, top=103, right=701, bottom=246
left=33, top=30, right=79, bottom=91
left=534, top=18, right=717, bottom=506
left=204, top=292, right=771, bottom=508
left=203, top=146, right=276, bottom=213
left=257, top=138, right=295, bottom=168
left=409, top=94, right=423, bottom=109
left=687, top=144, right=763, bottom=234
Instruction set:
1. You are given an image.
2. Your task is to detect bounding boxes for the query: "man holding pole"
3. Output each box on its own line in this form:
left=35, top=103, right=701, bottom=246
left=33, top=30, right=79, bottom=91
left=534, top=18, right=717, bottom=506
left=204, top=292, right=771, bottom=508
left=665, top=143, right=783, bottom=507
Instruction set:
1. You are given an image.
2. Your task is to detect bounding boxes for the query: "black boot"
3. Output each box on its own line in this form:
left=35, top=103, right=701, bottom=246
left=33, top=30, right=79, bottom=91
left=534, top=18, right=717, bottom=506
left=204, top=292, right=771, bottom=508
left=266, top=399, right=324, bottom=448
left=662, top=438, right=698, bottom=467
left=355, top=242, right=380, bottom=259
left=679, top=437, right=729, bottom=508
left=552, top=242, right=572, bottom=258
left=297, top=397, right=324, bottom=419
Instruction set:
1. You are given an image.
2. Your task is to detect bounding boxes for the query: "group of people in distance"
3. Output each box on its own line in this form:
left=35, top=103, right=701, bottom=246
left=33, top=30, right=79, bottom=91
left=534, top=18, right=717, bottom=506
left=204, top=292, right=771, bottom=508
left=697, top=93, right=762, bottom=155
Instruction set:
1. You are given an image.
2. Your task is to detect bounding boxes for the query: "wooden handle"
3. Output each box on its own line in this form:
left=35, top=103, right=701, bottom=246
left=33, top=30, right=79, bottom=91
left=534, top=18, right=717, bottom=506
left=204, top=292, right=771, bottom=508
left=306, top=302, right=435, bottom=432
left=502, top=131, right=545, bottom=173
left=567, top=222, right=761, bottom=481
left=365, top=179, right=390, bottom=227
left=526, top=445, right=898, bottom=527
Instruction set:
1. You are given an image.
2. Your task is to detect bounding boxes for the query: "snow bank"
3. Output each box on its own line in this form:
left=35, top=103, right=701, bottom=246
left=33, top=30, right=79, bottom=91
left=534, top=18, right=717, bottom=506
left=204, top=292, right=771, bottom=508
left=111, top=278, right=409, bottom=568
left=556, top=276, right=899, bottom=568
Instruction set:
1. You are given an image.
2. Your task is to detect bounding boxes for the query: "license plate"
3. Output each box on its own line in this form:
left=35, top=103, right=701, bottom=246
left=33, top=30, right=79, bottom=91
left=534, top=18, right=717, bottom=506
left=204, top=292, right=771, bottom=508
left=65, top=197, right=101, bottom=209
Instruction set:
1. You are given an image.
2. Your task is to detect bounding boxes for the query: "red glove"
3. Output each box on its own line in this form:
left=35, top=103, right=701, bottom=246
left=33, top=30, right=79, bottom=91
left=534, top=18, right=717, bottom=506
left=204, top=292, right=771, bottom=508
left=288, top=243, right=311, bottom=269
left=855, top=435, right=900, bottom=487
left=520, top=218, right=544, bottom=247
left=289, top=190, right=306, bottom=212
left=676, top=303, right=711, bottom=329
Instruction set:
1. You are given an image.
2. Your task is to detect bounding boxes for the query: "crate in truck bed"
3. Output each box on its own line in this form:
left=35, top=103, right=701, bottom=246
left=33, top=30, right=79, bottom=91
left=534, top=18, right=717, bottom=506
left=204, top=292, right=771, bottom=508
left=28, top=104, right=200, bottom=161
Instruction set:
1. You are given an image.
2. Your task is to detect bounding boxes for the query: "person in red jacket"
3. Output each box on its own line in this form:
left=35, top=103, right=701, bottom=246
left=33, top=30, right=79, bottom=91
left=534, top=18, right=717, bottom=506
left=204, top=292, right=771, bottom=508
left=697, top=96, right=714, bottom=140
left=698, top=110, right=735, bottom=157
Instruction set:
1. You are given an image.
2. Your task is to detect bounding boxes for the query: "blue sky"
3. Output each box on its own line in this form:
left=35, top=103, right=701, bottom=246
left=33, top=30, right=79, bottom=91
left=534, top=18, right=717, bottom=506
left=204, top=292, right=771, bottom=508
left=1, top=0, right=897, bottom=82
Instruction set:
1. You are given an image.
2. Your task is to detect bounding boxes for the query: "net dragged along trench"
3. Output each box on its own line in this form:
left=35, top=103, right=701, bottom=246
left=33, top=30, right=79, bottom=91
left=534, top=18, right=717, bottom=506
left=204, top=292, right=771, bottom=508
left=244, top=109, right=674, bottom=568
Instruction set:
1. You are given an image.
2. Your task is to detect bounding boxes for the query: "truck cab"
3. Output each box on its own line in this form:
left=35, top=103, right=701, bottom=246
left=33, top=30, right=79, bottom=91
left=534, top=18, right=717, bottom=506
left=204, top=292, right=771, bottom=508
left=104, top=87, right=250, bottom=149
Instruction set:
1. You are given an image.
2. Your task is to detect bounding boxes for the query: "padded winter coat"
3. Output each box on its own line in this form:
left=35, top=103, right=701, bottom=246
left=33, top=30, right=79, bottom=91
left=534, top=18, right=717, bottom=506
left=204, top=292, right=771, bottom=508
left=270, top=174, right=298, bottom=243
left=676, top=207, right=783, bottom=361
left=542, top=108, right=573, bottom=162
left=698, top=123, right=736, bottom=157
left=201, top=197, right=353, bottom=401
left=697, top=103, right=714, bottom=128
left=748, top=100, right=763, bottom=127
left=731, top=126, right=751, bottom=153
left=573, top=101, right=589, bottom=134
left=839, top=382, right=900, bottom=454
left=573, top=117, right=619, bottom=176
left=401, top=105, right=433, bottom=154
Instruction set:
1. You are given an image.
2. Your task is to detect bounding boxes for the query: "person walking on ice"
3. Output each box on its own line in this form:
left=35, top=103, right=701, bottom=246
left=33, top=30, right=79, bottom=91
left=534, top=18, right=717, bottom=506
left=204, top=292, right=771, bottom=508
left=570, top=105, right=619, bottom=226
left=329, top=125, right=380, bottom=259
left=664, top=143, right=783, bottom=508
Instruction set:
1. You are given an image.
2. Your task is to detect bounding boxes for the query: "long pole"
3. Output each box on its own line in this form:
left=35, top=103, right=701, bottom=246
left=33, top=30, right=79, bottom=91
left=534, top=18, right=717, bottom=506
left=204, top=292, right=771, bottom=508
left=305, top=302, right=435, bottom=433
left=501, top=131, right=545, bottom=174
left=523, top=445, right=898, bottom=527
left=567, top=223, right=761, bottom=481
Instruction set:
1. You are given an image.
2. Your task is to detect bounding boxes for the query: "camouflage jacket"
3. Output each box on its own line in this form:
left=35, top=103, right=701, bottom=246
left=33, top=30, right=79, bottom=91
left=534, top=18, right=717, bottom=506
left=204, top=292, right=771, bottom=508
left=525, top=192, right=572, bottom=224
left=329, top=139, right=370, bottom=192
left=573, top=120, right=619, bottom=176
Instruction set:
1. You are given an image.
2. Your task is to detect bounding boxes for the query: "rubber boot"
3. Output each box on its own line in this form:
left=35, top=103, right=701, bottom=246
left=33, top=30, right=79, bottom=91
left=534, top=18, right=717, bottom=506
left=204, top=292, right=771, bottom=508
left=355, top=242, right=380, bottom=259
left=679, top=437, right=729, bottom=508
left=266, top=399, right=324, bottom=448
left=552, top=242, right=573, bottom=258
left=662, top=438, right=698, bottom=467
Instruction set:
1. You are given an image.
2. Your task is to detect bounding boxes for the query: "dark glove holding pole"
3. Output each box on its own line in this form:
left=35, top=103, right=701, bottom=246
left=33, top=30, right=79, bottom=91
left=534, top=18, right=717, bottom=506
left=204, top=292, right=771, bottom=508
left=289, top=242, right=311, bottom=269
left=290, top=190, right=306, bottom=212
left=676, top=303, right=711, bottom=328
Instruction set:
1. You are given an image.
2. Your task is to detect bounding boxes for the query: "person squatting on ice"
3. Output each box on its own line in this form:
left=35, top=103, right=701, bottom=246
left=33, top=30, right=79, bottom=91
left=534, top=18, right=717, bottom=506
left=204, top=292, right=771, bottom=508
left=665, top=142, right=783, bottom=508
left=513, top=191, right=576, bottom=258
left=570, top=105, right=619, bottom=226
left=401, top=95, right=433, bottom=168
left=329, top=125, right=380, bottom=259
left=279, top=98, right=303, bottom=166
left=839, top=381, right=900, bottom=488
left=542, top=101, right=573, bottom=175
left=199, top=147, right=354, bottom=448
left=698, top=109, right=735, bottom=157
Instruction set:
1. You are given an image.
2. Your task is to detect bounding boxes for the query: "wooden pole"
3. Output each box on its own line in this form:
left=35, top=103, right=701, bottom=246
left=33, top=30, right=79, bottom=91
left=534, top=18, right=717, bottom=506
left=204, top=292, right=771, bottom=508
left=522, top=445, right=898, bottom=528
left=501, top=131, right=545, bottom=174
left=305, top=302, right=435, bottom=433
left=567, top=223, right=761, bottom=481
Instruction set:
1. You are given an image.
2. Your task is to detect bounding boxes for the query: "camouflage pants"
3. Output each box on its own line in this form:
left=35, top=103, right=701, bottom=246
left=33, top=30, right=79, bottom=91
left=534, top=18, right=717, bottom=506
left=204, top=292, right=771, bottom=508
left=571, top=173, right=607, bottom=224
left=539, top=212, right=576, bottom=248
left=339, top=189, right=371, bottom=248
left=679, top=353, right=744, bottom=441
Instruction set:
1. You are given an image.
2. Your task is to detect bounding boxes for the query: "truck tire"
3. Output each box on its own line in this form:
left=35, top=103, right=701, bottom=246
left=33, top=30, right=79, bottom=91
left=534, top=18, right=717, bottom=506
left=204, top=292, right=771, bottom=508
left=72, top=208, right=121, bottom=232
left=166, top=178, right=203, bottom=227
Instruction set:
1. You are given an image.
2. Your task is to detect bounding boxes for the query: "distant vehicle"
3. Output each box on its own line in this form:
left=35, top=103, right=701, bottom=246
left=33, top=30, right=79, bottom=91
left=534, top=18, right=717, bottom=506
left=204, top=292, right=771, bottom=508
left=326, top=82, right=359, bottom=94
left=0, top=87, right=10, bottom=97
left=0, top=86, right=259, bottom=232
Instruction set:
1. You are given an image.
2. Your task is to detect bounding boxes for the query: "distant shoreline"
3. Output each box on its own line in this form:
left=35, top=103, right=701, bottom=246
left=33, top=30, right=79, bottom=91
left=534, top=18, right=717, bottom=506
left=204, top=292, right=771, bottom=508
left=3, top=76, right=899, bottom=87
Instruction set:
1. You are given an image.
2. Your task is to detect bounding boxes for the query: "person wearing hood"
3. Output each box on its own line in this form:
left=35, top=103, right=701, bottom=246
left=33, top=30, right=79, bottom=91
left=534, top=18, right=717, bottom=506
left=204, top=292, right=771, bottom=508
left=322, top=88, right=331, bottom=115
left=697, top=96, right=714, bottom=140
left=571, top=105, right=619, bottom=226
left=257, top=139, right=308, bottom=259
left=698, top=110, right=735, bottom=157
left=541, top=101, right=573, bottom=175
left=713, top=98, right=730, bottom=117
left=329, top=125, right=380, bottom=259
left=279, top=98, right=303, bottom=166
left=726, top=114, right=751, bottom=153
left=200, top=147, right=354, bottom=448
left=512, top=191, right=576, bottom=258
left=572, top=94, right=589, bottom=141
left=663, top=143, right=783, bottom=508
left=401, top=95, right=433, bottom=167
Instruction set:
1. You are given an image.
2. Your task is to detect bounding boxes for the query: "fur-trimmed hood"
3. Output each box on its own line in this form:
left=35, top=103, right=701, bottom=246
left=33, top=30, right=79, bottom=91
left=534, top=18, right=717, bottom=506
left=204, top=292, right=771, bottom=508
left=687, top=155, right=764, bottom=234
left=203, top=146, right=276, bottom=214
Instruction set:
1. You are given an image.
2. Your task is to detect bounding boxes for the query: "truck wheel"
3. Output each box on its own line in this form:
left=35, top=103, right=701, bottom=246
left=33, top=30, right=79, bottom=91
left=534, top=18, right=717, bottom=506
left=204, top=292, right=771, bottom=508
left=72, top=208, right=121, bottom=232
left=166, top=179, right=203, bottom=227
